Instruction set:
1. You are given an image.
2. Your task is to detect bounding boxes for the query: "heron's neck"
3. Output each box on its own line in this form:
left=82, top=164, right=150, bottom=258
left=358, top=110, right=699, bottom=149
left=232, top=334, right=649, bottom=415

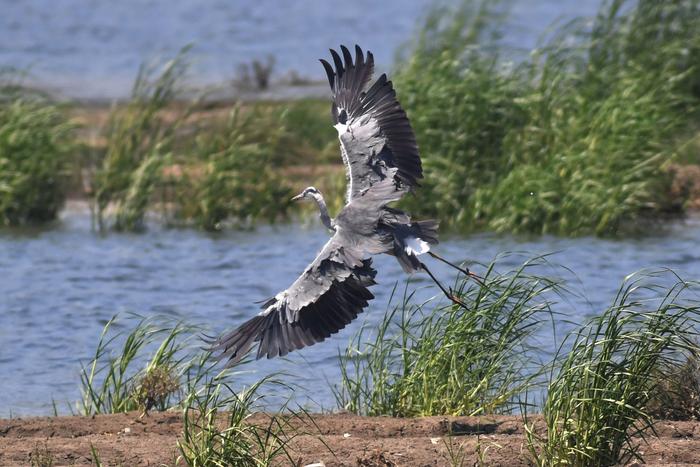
left=311, top=192, right=334, bottom=231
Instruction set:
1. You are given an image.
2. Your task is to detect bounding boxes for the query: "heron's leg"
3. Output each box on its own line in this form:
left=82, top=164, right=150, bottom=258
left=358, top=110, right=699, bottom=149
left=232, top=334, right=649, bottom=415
left=428, top=251, right=472, bottom=275
left=420, top=262, right=469, bottom=309
left=428, top=251, right=487, bottom=287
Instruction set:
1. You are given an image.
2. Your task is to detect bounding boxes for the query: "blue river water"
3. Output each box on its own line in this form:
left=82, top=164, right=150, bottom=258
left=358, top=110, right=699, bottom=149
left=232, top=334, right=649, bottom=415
left=3, top=205, right=700, bottom=417
left=0, top=0, right=601, bottom=100
left=1, top=0, right=691, bottom=417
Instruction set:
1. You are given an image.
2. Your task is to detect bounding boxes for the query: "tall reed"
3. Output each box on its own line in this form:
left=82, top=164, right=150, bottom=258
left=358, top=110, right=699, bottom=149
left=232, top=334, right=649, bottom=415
left=177, top=105, right=293, bottom=230
left=79, top=314, right=196, bottom=415
left=397, top=0, right=700, bottom=235
left=93, top=47, right=191, bottom=231
left=335, top=257, right=559, bottom=417
left=0, top=89, right=75, bottom=226
left=525, top=271, right=700, bottom=466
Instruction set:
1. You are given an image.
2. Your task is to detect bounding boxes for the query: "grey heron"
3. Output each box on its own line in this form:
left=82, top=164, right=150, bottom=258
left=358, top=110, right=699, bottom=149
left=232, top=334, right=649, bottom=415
left=300, top=45, right=477, bottom=293
left=210, top=45, right=475, bottom=365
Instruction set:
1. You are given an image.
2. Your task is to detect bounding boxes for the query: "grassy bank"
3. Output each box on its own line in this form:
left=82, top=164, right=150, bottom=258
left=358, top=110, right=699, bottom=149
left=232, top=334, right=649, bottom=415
left=81, top=85, right=342, bottom=232
left=0, top=80, right=75, bottom=227
left=49, top=259, right=700, bottom=465
left=2, top=0, right=700, bottom=234
left=334, top=258, right=559, bottom=417
left=396, top=0, right=700, bottom=235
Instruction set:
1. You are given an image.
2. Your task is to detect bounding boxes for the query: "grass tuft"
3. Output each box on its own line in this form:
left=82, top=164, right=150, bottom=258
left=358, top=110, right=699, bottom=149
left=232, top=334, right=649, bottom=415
left=647, top=351, right=700, bottom=421
left=177, top=376, right=299, bottom=466
left=29, top=442, right=54, bottom=467
left=133, top=365, right=181, bottom=416
left=525, top=270, right=700, bottom=466
left=0, top=92, right=75, bottom=226
left=335, top=256, right=558, bottom=417
left=78, top=314, right=195, bottom=415
left=397, top=0, right=700, bottom=235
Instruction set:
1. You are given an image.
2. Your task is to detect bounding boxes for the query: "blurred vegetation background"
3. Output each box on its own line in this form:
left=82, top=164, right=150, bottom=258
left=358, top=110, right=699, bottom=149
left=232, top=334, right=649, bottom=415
left=1, top=0, right=699, bottom=235
left=0, top=77, right=75, bottom=227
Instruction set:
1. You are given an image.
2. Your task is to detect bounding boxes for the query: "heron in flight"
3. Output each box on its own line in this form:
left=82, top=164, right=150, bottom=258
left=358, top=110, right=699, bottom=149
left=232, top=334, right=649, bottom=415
left=210, top=45, right=475, bottom=365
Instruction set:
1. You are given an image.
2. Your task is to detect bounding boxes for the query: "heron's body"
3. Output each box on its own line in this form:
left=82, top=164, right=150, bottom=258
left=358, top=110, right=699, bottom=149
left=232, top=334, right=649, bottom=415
left=211, top=46, right=457, bottom=365
left=320, top=45, right=438, bottom=273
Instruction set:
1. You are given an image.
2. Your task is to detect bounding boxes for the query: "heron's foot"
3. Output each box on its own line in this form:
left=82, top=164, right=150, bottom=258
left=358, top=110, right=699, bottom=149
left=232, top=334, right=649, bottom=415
left=447, top=287, right=469, bottom=309
left=466, top=271, right=487, bottom=288
left=457, top=265, right=472, bottom=277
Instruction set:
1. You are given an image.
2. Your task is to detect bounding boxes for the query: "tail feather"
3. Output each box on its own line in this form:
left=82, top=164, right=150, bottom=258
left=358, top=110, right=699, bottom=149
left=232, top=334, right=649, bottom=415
left=389, top=219, right=440, bottom=273
left=412, top=219, right=439, bottom=245
left=393, top=242, right=422, bottom=273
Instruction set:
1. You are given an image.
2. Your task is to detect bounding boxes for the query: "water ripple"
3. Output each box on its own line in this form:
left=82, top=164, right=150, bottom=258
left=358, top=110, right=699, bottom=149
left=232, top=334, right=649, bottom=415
left=3, top=211, right=700, bottom=416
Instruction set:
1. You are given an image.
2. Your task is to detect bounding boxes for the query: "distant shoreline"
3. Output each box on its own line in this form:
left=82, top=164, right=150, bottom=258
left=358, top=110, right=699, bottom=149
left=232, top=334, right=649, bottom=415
left=20, top=79, right=330, bottom=106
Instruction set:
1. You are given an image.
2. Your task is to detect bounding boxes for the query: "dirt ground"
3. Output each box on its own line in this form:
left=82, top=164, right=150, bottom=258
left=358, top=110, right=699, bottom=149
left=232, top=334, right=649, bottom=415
left=3, top=412, right=700, bottom=466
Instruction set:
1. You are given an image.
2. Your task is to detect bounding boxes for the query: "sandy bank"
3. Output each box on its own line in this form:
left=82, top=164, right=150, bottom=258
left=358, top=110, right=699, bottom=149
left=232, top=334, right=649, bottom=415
left=3, top=412, right=700, bottom=466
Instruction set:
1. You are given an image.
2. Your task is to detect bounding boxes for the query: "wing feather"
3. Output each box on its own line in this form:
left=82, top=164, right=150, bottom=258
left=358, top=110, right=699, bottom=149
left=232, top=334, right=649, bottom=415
left=209, top=233, right=377, bottom=366
left=321, top=46, right=422, bottom=201
left=319, top=59, right=335, bottom=89
left=330, top=49, right=344, bottom=78
left=341, top=45, right=353, bottom=67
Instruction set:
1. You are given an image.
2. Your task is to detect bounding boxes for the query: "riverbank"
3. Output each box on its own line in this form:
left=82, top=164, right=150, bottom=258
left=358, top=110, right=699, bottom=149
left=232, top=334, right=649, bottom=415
left=3, top=411, right=700, bottom=466
left=4, top=1, right=700, bottom=234
left=64, top=101, right=700, bottom=213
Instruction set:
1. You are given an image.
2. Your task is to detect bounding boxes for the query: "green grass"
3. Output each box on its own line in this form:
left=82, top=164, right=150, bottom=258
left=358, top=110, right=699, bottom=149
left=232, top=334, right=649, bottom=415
left=67, top=261, right=700, bottom=466
left=333, top=260, right=700, bottom=465
left=277, top=99, right=337, bottom=165
left=5, top=1, right=700, bottom=236
left=397, top=0, right=700, bottom=236
left=79, top=314, right=197, bottom=415
left=177, top=375, right=301, bottom=466
left=524, top=270, right=700, bottom=466
left=93, top=47, right=191, bottom=231
left=176, top=105, right=294, bottom=230
left=334, top=256, right=559, bottom=417
left=0, top=93, right=75, bottom=226
left=76, top=314, right=314, bottom=466
left=170, top=97, right=344, bottom=230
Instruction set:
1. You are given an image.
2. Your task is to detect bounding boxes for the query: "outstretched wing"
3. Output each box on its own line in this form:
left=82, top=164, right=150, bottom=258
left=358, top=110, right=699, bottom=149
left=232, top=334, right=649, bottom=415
left=210, top=233, right=376, bottom=366
left=320, top=45, right=422, bottom=203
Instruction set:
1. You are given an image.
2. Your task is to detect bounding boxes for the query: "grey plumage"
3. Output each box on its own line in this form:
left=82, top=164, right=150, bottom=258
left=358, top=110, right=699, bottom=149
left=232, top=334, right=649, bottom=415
left=211, top=45, right=453, bottom=366
left=211, top=236, right=376, bottom=364
left=321, top=45, right=438, bottom=273
left=320, top=45, right=422, bottom=201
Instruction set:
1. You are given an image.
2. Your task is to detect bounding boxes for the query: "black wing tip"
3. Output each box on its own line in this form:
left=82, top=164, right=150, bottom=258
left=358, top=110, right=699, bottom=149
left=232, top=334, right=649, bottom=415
left=319, top=58, right=335, bottom=89
left=329, top=48, right=344, bottom=77
left=354, top=45, right=363, bottom=65
left=207, top=314, right=269, bottom=367
left=320, top=45, right=374, bottom=84
left=210, top=261, right=378, bottom=366
left=340, top=45, right=353, bottom=67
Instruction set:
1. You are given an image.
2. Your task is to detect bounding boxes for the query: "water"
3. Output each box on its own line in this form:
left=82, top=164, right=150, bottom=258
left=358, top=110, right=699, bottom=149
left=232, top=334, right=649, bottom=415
left=0, top=0, right=687, bottom=417
left=0, top=0, right=601, bottom=100
left=2, top=206, right=700, bottom=417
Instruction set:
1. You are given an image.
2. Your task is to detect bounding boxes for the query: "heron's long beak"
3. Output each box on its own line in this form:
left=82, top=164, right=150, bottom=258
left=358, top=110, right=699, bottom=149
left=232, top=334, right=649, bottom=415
left=291, top=194, right=304, bottom=202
